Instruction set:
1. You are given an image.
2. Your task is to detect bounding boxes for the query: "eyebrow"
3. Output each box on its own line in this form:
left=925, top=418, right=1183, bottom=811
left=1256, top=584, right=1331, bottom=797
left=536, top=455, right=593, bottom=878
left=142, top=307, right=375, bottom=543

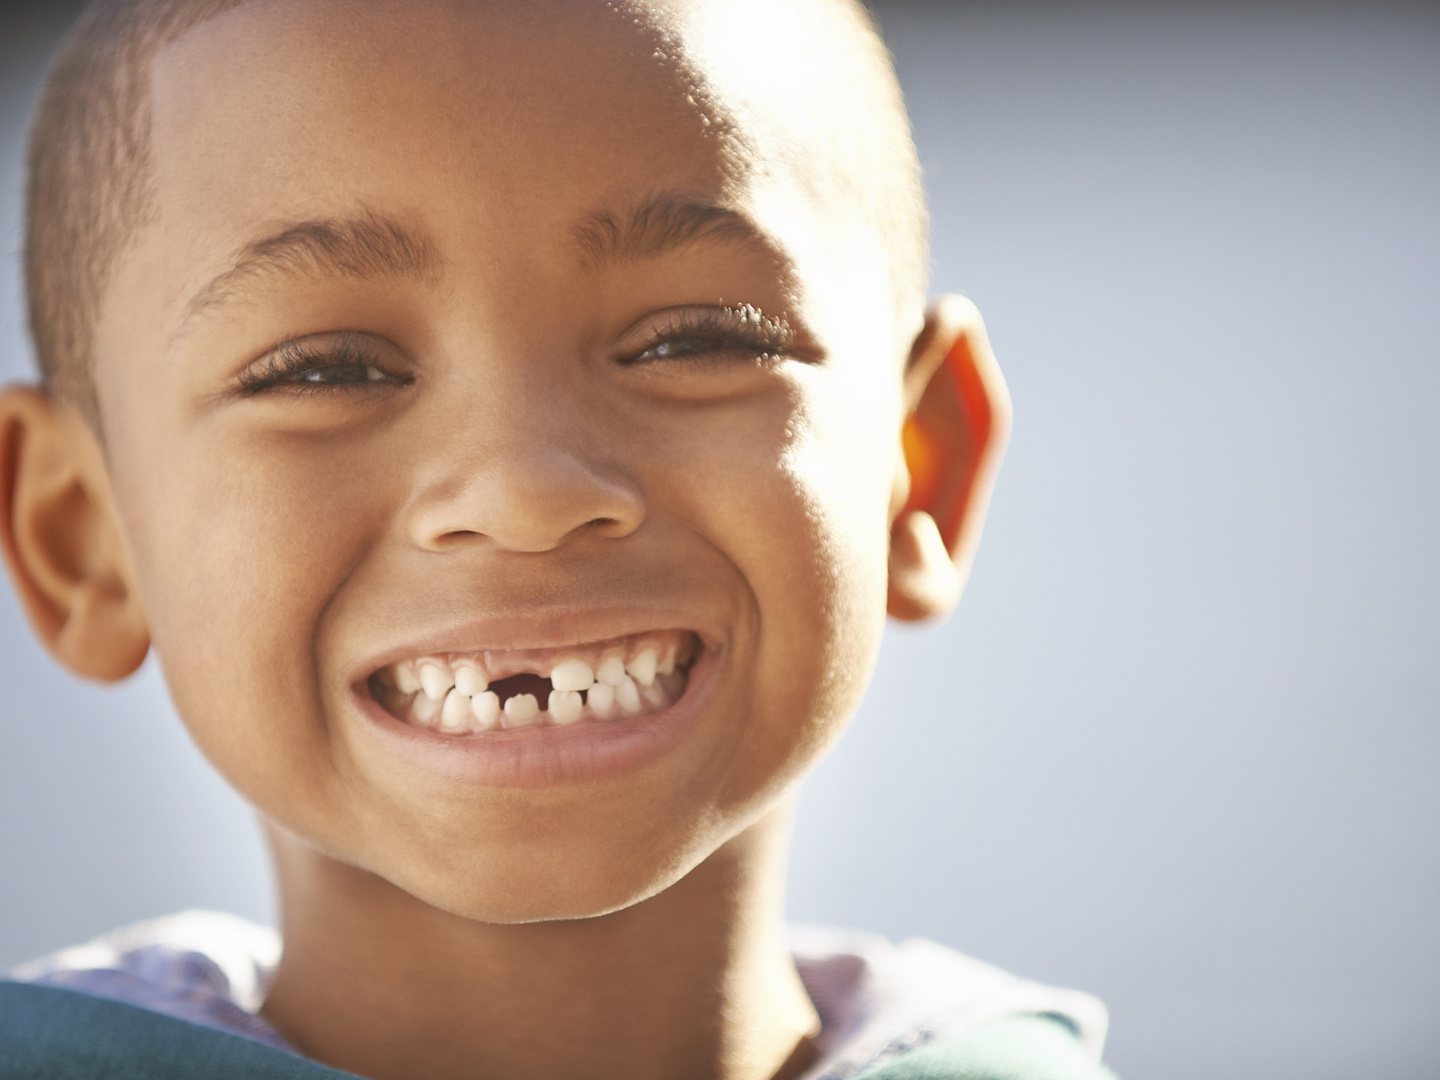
left=571, top=193, right=767, bottom=270
left=178, top=196, right=769, bottom=337
left=180, top=210, right=439, bottom=330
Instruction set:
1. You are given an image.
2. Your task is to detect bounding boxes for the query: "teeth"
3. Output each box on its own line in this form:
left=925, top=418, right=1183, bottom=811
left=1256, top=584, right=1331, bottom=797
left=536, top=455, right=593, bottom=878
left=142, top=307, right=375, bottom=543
left=440, top=688, right=471, bottom=732
left=596, top=655, right=628, bottom=686
left=587, top=681, right=617, bottom=720
left=453, top=661, right=488, bottom=696
left=627, top=648, right=658, bottom=687
left=550, top=658, right=595, bottom=693
left=548, top=689, right=583, bottom=725
left=640, top=679, right=667, bottom=709
left=502, top=693, right=539, bottom=728
left=413, top=692, right=444, bottom=725
left=616, top=675, right=642, bottom=715
left=418, top=660, right=454, bottom=701
left=395, top=662, right=423, bottom=695
left=389, top=634, right=697, bottom=733
left=470, top=690, right=500, bottom=730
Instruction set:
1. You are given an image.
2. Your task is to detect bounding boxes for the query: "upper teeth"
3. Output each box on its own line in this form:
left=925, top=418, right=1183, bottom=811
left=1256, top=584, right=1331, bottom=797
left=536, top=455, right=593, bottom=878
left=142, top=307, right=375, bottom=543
left=454, top=662, right=488, bottom=696
left=628, top=648, right=657, bottom=687
left=418, top=660, right=454, bottom=700
left=550, top=658, right=594, bottom=692
left=395, top=663, right=423, bottom=695
left=595, top=655, right=627, bottom=686
left=380, top=634, right=694, bottom=734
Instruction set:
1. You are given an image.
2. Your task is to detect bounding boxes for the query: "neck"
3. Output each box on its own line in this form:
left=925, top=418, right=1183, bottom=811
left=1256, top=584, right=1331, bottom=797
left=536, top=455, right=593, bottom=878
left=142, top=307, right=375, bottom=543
left=260, top=804, right=819, bottom=1080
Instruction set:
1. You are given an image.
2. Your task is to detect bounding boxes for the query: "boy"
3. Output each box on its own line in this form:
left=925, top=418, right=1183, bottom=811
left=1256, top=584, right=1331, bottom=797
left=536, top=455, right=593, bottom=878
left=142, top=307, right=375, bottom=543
left=0, top=1, right=1115, bottom=1077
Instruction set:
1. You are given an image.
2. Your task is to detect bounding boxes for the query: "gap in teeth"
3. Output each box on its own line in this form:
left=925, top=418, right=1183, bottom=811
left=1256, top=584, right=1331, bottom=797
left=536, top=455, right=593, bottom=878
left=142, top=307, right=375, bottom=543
left=373, top=632, right=698, bottom=734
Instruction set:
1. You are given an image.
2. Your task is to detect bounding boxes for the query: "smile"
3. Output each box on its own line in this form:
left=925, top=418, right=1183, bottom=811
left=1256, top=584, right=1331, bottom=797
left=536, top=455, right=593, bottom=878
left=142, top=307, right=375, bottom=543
left=369, top=630, right=700, bottom=735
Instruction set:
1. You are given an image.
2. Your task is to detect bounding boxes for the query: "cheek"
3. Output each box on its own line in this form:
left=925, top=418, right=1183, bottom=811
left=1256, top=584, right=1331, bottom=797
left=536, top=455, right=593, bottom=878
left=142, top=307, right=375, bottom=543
left=113, top=429, right=393, bottom=805
left=665, top=370, right=899, bottom=805
left=772, top=376, right=898, bottom=728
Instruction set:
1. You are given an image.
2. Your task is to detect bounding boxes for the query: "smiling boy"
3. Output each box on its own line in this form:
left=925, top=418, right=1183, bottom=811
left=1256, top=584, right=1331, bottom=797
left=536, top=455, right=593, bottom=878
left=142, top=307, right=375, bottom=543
left=0, top=1, right=1114, bottom=1078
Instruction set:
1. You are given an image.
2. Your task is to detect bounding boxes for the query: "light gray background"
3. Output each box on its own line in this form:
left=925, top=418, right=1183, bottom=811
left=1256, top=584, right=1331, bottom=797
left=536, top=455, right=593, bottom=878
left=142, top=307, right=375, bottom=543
left=1, top=4, right=1436, bottom=1078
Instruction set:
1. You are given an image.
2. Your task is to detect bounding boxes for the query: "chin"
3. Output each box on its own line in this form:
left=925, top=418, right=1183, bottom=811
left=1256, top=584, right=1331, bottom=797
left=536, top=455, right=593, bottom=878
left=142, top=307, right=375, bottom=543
left=406, top=859, right=684, bottom=925
left=352, top=821, right=696, bottom=926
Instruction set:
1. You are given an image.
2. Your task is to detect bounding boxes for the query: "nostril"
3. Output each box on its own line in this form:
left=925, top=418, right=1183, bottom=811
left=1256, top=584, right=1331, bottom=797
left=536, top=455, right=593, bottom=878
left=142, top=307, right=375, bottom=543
left=586, top=516, right=626, bottom=535
left=432, top=528, right=484, bottom=549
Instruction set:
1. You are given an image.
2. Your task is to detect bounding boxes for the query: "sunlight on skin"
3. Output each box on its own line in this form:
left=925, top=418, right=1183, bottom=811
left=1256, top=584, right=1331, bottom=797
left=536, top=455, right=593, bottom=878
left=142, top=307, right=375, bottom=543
left=0, top=2, right=1008, bottom=1078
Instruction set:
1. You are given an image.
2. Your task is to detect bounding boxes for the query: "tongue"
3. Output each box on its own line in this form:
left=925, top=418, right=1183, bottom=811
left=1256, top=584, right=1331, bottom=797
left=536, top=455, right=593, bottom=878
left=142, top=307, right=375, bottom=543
left=488, top=672, right=554, bottom=706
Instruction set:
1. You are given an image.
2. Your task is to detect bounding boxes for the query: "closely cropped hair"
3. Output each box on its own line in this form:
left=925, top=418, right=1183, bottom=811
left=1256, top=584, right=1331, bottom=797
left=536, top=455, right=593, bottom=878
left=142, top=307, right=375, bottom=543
left=26, top=0, right=927, bottom=428
left=25, top=0, right=251, bottom=426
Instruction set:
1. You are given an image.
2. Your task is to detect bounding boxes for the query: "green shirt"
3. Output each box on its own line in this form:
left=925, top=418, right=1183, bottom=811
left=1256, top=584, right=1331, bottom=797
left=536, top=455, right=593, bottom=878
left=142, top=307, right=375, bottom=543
left=0, top=981, right=1115, bottom=1080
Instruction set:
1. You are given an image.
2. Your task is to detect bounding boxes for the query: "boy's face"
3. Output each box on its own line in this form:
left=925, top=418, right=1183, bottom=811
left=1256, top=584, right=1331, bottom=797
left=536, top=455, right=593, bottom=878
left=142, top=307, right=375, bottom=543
left=87, top=0, right=911, bottom=920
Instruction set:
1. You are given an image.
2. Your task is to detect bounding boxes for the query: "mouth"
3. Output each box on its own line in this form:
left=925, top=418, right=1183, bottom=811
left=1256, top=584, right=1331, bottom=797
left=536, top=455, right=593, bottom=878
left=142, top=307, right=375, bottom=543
left=367, top=629, right=701, bottom=736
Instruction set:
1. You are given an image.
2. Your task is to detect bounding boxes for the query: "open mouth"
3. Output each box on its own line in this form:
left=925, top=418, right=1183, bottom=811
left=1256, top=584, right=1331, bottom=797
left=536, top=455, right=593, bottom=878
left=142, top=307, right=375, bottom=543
left=368, top=630, right=701, bottom=735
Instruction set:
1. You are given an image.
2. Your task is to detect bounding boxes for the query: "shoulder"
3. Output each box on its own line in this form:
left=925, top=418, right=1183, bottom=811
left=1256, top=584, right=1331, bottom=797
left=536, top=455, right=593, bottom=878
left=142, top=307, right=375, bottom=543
left=788, top=925, right=1114, bottom=1080
left=7, top=910, right=288, bottom=1050
left=0, top=980, right=357, bottom=1079
left=855, top=1015, right=1119, bottom=1080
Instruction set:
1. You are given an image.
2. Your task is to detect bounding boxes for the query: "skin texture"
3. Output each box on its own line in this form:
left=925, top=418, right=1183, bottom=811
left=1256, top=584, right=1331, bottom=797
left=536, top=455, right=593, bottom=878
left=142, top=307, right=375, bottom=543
left=0, top=2, right=1010, bottom=1078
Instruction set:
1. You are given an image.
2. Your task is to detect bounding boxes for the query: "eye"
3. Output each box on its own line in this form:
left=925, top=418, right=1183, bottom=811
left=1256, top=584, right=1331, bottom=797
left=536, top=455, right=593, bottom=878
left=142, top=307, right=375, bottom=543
left=638, top=337, right=729, bottom=362
left=292, top=362, right=390, bottom=385
left=623, top=305, right=794, bottom=368
left=235, top=333, right=411, bottom=396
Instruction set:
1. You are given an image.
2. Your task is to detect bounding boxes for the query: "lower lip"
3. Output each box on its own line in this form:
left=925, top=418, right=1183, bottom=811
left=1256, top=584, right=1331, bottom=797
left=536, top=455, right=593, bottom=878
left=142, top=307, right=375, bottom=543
left=349, top=645, right=719, bottom=788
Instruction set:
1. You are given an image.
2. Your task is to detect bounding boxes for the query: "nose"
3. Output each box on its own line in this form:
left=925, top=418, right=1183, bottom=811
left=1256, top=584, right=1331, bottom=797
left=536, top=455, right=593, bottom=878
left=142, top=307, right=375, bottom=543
left=406, top=402, right=645, bottom=555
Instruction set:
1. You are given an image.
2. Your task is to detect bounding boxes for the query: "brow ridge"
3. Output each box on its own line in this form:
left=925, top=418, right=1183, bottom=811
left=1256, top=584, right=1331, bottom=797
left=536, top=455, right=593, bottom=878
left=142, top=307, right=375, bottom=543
left=572, top=193, right=759, bottom=270
left=182, top=210, right=439, bottom=328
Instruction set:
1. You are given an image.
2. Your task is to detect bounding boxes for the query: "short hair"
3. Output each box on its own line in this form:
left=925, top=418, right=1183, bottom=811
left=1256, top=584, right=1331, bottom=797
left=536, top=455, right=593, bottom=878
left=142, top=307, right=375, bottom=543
left=25, top=0, right=251, bottom=426
left=25, top=0, right=927, bottom=427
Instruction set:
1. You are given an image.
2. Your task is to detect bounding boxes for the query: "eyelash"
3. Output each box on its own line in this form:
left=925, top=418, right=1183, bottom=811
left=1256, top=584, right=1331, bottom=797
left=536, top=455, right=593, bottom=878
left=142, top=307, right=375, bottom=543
left=236, top=335, right=405, bottom=396
left=235, top=306, right=792, bottom=396
left=626, top=306, right=793, bottom=367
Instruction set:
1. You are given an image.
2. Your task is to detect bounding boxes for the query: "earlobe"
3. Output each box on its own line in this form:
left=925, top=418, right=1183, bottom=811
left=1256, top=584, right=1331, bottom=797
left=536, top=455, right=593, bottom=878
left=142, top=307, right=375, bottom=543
left=887, top=295, right=1012, bottom=622
left=0, top=385, right=149, bottom=680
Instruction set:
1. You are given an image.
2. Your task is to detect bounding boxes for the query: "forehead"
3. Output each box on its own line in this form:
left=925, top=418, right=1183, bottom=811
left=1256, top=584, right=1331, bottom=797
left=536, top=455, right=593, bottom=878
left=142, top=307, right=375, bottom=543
left=151, top=1, right=725, bottom=248
left=144, top=0, right=889, bottom=316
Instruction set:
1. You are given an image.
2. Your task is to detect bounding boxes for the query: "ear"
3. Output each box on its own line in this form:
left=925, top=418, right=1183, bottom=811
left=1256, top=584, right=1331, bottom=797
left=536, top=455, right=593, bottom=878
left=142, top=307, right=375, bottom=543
left=887, top=295, right=1012, bottom=621
left=0, top=385, right=149, bottom=680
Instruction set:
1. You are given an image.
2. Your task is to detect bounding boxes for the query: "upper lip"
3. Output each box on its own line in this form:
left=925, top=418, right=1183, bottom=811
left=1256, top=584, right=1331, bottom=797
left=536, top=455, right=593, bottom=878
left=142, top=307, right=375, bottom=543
left=342, top=604, right=721, bottom=689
